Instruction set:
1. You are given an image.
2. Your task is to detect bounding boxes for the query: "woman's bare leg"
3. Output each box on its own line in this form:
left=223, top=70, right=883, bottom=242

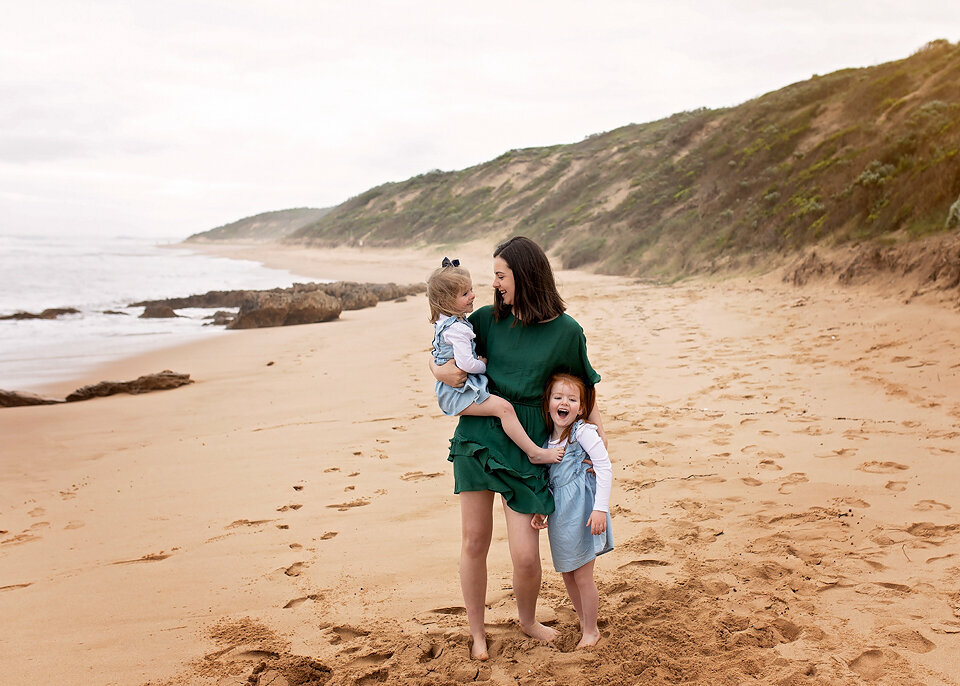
left=460, top=491, right=495, bottom=659
left=571, top=560, right=600, bottom=647
left=460, top=398, right=562, bottom=464
left=501, top=499, right=559, bottom=642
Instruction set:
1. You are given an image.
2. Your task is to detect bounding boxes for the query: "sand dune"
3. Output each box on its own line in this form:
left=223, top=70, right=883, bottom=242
left=2, top=243, right=959, bottom=685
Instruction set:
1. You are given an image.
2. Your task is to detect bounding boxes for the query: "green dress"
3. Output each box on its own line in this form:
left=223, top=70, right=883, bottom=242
left=447, top=305, right=601, bottom=514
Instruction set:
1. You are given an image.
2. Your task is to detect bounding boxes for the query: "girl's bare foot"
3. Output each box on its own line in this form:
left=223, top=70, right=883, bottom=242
left=576, top=629, right=601, bottom=648
left=521, top=621, right=559, bottom=643
left=470, top=635, right=489, bottom=661
left=528, top=446, right=564, bottom=464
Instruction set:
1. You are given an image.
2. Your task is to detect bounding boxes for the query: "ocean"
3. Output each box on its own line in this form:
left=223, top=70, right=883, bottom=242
left=0, top=233, right=317, bottom=391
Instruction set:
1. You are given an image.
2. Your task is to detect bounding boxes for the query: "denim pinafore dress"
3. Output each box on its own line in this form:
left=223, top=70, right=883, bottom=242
left=432, top=315, right=491, bottom=416
left=546, top=420, right=614, bottom=573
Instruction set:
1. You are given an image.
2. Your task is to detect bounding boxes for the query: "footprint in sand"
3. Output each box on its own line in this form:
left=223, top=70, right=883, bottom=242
left=913, top=500, right=951, bottom=511
left=276, top=504, right=303, bottom=512
left=0, top=583, right=33, bottom=592
left=400, top=471, right=444, bottom=481
left=858, top=461, right=909, bottom=474
left=885, top=481, right=908, bottom=492
left=778, top=473, right=808, bottom=494
left=113, top=552, right=174, bottom=564
left=618, top=559, right=670, bottom=569
left=327, top=625, right=370, bottom=644
left=758, top=460, right=782, bottom=471
left=284, top=562, right=307, bottom=577
left=814, top=447, right=858, bottom=459
left=28, top=506, right=46, bottom=517
left=283, top=593, right=321, bottom=609
left=326, top=498, right=371, bottom=511
left=886, top=628, right=935, bottom=653
left=226, top=519, right=272, bottom=529
left=831, top=497, right=870, bottom=508
left=741, top=477, right=763, bottom=487
left=319, top=531, right=338, bottom=540
left=848, top=649, right=890, bottom=680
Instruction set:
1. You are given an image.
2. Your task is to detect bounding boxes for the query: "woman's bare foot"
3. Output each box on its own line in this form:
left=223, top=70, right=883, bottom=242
left=521, top=621, right=559, bottom=643
left=470, top=635, right=489, bottom=661
left=576, top=629, right=601, bottom=648
left=528, top=446, right=564, bottom=464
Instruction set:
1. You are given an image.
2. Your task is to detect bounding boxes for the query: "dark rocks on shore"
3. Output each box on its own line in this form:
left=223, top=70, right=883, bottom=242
left=131, top=280, right=426, bottom=329
left=2, top=370, right=194, bottom=408
left=139, top=304, right=180, bottom=319
left=0, top=389, right=63, bottom=407
left=203, top=310, right=236, bottom=326
left=65, top=370, right=194, bottom=402
left=0, top=307, right=80, bottom=320
left=228, top=290, right=341, bottom=329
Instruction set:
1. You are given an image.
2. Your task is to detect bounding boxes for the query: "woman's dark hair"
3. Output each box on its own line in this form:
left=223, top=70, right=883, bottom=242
left=493, top=236, right=565, bottom=323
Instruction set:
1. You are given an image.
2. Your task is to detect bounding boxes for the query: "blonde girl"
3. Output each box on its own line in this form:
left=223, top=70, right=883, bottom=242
left=428, top=259, right=563, bottom=465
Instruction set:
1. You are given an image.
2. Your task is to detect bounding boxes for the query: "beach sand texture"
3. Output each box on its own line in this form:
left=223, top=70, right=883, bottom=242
left=2, top=244, right=959, bottom=685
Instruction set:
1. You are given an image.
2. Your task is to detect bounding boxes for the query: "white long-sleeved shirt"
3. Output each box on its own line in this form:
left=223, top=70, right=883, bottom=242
left=439, top=319, right=487, bottom=374
left=548, top=423, right=612, bottom=512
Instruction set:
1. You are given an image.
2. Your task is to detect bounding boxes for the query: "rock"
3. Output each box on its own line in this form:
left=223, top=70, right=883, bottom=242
left=0, top=389, right=63, bottom=407
left=0, top=307, right=80, bottom=320
left=65, top=370, right=193, bottom=402
left=131, top=281, right=426, bottom=313
left=228, top=290, right=341, bottom=329
left=203, top=310, right=236, bottom=326
left=140, top=304, right=179, bottom=318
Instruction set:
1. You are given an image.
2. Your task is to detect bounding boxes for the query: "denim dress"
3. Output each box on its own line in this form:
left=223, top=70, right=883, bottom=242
left=546, top=420, right=614, bottom=573
left=432, top=315, right=491, bottom=416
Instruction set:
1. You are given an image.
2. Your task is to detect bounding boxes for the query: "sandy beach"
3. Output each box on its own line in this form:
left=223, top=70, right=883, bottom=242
left=2, top=242, right=959, bottom=685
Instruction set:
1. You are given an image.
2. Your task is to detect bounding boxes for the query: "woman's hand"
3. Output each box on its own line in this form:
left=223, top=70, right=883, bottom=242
left=586, top=510, right=607, bottom=535
left=531, top=514, right=548, bottom=530
left=430, top=358, right=467, bottom=387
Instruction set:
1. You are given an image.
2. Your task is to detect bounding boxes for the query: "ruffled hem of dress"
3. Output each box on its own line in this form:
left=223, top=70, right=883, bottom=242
left=448, top=436, right=543, bottom=481
left=448, top=436, right=552, bottom=514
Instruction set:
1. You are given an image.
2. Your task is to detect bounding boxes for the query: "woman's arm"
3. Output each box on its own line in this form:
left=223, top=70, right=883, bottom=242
left=429, top=358, right=467, bottom=387
left=586, top=396, right=607, bottom=449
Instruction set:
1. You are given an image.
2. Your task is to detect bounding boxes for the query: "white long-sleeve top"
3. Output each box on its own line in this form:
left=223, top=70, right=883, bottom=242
left=439, top=318, right=487, bottom=374
left=548, top=422, right=612, bottom=512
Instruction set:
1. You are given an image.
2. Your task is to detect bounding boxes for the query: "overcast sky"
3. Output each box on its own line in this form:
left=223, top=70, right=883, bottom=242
left=3, top=1, right=958, bottom=239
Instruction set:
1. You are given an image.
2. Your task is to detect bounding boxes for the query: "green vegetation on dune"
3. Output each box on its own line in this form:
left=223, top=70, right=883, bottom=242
left=186, top=208, right=332, bottom=242
left=289, top=41, right=960, bottom=277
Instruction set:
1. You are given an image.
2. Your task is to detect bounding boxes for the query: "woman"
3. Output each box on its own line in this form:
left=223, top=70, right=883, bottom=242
left=432, top=236, right=604, bottom=660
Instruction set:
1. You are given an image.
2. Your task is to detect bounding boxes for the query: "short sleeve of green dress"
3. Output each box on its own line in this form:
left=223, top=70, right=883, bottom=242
left=448, top=305, right=601, bottom=515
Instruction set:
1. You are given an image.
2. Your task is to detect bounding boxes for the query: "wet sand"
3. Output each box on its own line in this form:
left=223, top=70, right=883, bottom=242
left=2, top=242, right=959, bottom=684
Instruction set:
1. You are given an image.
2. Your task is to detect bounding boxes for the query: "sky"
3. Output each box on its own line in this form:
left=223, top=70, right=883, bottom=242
left=2, top=1, right=959, bottom=240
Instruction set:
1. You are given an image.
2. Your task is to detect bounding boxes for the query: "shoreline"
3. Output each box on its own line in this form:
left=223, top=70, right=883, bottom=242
left=3, top=243, right=959, bottom=684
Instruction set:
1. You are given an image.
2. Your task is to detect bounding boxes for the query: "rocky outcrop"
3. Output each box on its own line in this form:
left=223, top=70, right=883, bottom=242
left=0, top=389, right=63, bottom=407
left=130, top=280, right=426, bottom=328
left=0, top=308, right=80, bottom=320
left=227, top=291, right=341, bottom=329
left=131, top=281, right=424, bottom=312
left=139, top=304, right=179, bottom=318
left=65, top=370, right=193, bottom=402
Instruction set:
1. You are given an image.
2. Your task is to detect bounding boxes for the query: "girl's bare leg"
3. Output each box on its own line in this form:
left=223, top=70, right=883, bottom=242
left=571, top=560, right=600, bottom=647
left=501, top=499, right=559, bottom=642
left=460, top=491, right=495, bottom=660
left=460, top=398, right=562, bottom=463
left=561, top=570, right=584, bottom=626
